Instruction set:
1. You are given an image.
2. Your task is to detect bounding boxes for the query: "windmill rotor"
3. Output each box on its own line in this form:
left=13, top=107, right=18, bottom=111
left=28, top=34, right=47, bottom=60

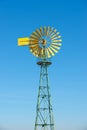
left=29, top=26, right=62, bottom=59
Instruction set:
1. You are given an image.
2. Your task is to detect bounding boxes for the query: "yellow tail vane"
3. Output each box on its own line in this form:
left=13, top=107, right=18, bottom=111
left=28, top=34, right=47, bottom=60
left=18, top=37, right=30, bottom=46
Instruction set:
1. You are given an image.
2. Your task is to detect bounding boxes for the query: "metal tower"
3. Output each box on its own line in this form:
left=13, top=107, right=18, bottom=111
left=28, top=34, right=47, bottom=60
left=35, top=61, right=54, bottom=130
left=18, top=26, right=62, bottom=130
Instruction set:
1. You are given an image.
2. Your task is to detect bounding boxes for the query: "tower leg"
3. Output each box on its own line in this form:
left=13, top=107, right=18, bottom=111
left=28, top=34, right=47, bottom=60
left=34, top=61, right=54, bottom=130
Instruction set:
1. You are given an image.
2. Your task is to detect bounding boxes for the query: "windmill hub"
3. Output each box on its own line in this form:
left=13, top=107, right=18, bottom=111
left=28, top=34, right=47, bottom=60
left=42, top=39, right=46, bottom=46
left=39, top=39, right=47, bottom=48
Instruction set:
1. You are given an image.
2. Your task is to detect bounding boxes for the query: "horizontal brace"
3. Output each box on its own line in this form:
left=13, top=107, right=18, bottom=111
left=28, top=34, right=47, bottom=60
left=38, top=95, right=51, bottom=98
left=37, top=108, right=49, bottom=110
left=35, top=124, right=54, bottom=126
left=39, top=85, right=49, bottom=87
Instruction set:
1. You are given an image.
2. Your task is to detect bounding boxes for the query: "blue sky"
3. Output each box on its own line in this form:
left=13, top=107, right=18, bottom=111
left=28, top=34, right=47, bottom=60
left=0, top=0, right=87, bottom=130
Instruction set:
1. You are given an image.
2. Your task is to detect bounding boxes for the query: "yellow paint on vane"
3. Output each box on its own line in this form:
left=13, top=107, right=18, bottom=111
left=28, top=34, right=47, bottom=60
left=18, top=37, right=30, bottom=46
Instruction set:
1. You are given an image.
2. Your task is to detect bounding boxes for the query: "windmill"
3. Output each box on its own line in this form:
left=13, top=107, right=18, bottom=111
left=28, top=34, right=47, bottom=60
left=18, top=26, right=62, bottom=130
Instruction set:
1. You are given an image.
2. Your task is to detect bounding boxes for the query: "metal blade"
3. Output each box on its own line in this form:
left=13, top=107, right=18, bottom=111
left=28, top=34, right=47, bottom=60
left=30, top=41, right=38, bottom=45
left=48, top=27, right=53, bottom=36
left=49, top=27, right=55, bottom=36
left=42, top=48, right=46, bottom=56
left=52, top=42, right=62, bottom=46
left=51, top=34, right=61, bottom=40
left=47, top=26, right=51, bottom=36
left=56, top=32, right=60, bottom=35
left=39, top=48, right=43, bottom=58
left=30, top=45, right=39, bottom=50
left=43, top=26, right=47, bottom=36
left=51, top=33, right=57, bottom=39
left=52, top=39, right=62, bottom=43
left=33, top=51, right=38, bottom=57
left=50, top=31, right=55, bottom=37
left=51, top=37, right=58, bottom=40
left=30, top=49, right=37, bottom=55
left=50, top=28, right=57, bottom=36
left=57, top=35, right=62, bottom=38
left=54, top=29, right=57, bottom=33
left=51, top=44, right=60, bottom=50
left=50, top=46, right=58, bottom=53
left=32, top=31, right=40, bottom=38
left=30, top=42, right=38, bottom=45
left=46, top=48, right=51, bottom=58
left=38, top=48, right=42, bottom=56
left=38, top=48, right=43, bottom=58
left=36, top=29, right=42, bottom=37
left=30, top=34, right=39, bottom=40
left=51, top=27, right=54, bottom=31
left=30, top=38, right=38, bottom=41
left=35, top=48, right=41, bottom=56
left=58, top=43, right=62, bottom=46
left=48, top=47, right=55, bottom=56
left=30, top=47, right=39, bottom=56
left=29, top=44, right=38, bottom=48
left=40, top=27, right=43, bottom=36
left=45, top=26, right=47, bottom=36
